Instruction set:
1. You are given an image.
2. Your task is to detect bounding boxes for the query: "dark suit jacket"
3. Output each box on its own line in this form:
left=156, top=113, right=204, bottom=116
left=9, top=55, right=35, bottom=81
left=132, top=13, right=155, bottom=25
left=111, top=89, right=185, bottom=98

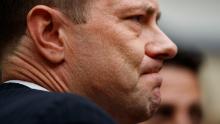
left=0, top=83, right=116, bottom=124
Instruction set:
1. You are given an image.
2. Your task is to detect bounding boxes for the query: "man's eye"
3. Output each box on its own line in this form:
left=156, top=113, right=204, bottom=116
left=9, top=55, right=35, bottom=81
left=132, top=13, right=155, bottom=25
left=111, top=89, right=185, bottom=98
left=125, top=15, right=143, bottom=23
left=156, top=105, right=174, bottom=119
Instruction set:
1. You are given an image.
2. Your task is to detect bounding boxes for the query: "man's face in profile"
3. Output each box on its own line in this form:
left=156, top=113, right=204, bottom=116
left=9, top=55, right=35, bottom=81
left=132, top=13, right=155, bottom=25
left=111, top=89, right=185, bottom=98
left=141, top=65, right=202, bottom=124
left=62, top=0, right=177, bottom=122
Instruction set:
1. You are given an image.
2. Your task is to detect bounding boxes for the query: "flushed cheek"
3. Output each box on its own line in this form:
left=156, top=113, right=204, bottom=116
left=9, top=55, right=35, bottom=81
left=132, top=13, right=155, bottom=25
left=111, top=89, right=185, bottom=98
left=111, top=37, right=145, bottom=73
left=92, top=19, right=145, bottom=68
left=116, top=33, right=145, bottom=69
left=82, top=19, right=144, bottom=86
left=127, top=42, right=145, bottom=70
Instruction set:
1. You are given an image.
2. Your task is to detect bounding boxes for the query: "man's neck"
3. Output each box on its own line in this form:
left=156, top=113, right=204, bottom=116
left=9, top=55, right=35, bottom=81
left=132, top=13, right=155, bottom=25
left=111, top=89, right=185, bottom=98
left=2, top=40, right=70, bottom=92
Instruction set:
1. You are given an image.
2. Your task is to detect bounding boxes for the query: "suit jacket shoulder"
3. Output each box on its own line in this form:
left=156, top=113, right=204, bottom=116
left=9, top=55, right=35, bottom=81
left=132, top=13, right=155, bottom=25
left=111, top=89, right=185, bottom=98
left=0, top=83, right=115, bottom=124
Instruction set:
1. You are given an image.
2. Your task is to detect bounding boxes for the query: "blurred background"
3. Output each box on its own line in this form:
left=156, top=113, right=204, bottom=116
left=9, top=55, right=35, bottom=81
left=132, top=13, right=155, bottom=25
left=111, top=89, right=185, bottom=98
left=158, top=0, right=220, bottom=124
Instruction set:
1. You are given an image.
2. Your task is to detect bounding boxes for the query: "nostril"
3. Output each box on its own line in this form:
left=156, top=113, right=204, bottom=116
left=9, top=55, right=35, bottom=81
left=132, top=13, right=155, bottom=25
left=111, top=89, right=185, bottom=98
left=160, top=40, right=178, bottom=59
left=160, top=46, right=178, bottom=60
left=157, top=53, right=174, bottom=60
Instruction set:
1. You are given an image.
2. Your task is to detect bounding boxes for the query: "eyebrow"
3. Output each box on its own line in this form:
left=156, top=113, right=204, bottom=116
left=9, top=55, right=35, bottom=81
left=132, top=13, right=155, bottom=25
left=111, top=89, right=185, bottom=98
left=115, top=3, right=161, bottom=21
left=145, top=5, right=161, bottom=22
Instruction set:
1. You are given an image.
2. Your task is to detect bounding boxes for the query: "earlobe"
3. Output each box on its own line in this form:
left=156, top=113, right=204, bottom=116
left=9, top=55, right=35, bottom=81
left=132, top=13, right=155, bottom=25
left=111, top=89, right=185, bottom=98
left=27, top=5, right=65, bottom=64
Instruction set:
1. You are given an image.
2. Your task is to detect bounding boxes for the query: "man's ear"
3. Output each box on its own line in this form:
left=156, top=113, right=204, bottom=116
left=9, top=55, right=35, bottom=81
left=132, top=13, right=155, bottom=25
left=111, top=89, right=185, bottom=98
left=27, top=5, right=65, bottom=64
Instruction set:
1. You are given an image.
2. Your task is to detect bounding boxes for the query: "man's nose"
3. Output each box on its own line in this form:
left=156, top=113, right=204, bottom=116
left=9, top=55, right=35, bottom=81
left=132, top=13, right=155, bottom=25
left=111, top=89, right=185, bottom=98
left=145, top=29, right=177, bottom=60
left=174, top=112, right=192, bottom=124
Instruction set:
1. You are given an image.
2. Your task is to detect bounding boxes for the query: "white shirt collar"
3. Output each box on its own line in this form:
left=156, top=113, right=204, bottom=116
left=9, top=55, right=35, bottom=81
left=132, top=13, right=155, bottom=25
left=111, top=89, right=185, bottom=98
left=4, top=80, right=49, bottom=92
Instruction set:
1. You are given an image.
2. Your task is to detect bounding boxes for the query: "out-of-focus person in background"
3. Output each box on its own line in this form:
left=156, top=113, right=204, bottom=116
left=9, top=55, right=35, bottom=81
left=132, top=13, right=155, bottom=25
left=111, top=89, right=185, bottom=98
left=140, top=48, right=204, bottom=124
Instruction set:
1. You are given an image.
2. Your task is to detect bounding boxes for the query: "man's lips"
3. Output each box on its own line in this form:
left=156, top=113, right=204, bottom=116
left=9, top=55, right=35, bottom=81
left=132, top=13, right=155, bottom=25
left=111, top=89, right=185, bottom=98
left=140, top=67, right=162, bottom=75
left=139, top=59, right=163, bottom=96
left=148, top=73, right=162, bottom=89
left=150, top=73, right=162, bottom=105
left=140, top=73, right=163, bottom=89
left=139, top=60, right=163, bottom=75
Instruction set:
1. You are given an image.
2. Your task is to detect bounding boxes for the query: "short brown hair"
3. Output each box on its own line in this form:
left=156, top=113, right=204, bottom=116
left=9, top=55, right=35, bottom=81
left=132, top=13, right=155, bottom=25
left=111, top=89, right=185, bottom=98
left=0, top=0, right=89, bottom=60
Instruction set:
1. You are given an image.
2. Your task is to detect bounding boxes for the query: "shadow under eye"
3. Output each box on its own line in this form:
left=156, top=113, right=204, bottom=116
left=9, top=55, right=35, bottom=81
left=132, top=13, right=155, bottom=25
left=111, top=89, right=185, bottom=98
left=155, top=104, right=174, bottom=119
left=189, top=103, right=203, bottom=123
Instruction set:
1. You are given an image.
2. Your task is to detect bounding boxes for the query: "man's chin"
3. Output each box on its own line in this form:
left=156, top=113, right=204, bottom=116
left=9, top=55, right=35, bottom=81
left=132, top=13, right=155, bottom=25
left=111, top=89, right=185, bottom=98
left=135, top=100, right=160, bottom=123
left=147, top=97, right=161, bottom=118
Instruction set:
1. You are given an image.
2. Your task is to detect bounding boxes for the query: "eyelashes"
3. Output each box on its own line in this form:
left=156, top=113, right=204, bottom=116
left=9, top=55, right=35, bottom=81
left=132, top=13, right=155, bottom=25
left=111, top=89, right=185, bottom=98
left=124, top=15, right=145, bottom=23
left=123, top=14, right=160, bottom=26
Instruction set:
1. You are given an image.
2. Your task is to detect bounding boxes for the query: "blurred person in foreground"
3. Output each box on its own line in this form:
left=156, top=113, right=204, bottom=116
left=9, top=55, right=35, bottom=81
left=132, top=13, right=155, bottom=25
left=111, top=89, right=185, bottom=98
left=0, top=0, right=177, bottom=124
left=140, top=48, right=203, bottom=124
